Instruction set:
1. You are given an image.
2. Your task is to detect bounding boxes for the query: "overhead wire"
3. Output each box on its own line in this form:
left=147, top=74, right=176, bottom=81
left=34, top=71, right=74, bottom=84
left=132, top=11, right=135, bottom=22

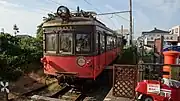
left=46, top=0, right=76, bottom=11
left=39, top=8, right=54, bottom=14
left=83, top=0, right=118, bottom=29
left=115, top=14, right=129, bottom=22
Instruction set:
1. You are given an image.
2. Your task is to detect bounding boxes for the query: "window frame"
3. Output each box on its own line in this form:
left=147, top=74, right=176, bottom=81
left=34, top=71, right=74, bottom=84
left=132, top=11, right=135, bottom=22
left=106, top=35, right=112, bottom=50
left=58, top=32, right=73, bottom=54
left=75, top=32, right=92, bottom=54
left=175, top=28, right=178, bottom=33
left=95, top=31, right=100, bottom=54
left=114, top=36, right=117, bottom=48
left=45, top=33, right=58, bottom=54
left=100, top=32, right=105, bottom=53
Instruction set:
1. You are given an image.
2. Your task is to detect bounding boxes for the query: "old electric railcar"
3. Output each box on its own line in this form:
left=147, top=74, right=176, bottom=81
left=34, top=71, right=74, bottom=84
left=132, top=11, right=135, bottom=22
left=41, top=6, right=124, bottom=84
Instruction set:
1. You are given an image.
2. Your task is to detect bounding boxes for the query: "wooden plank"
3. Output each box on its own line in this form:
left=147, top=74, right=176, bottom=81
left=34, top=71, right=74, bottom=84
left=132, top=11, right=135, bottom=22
left=103, top=88, right=133, bottom=101
left=31, top=95, right=66, bottom=101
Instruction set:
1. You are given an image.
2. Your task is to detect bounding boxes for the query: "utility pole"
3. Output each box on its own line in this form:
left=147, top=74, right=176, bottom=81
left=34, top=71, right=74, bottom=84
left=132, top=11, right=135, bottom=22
left=129, top=0, right=133, bottom=45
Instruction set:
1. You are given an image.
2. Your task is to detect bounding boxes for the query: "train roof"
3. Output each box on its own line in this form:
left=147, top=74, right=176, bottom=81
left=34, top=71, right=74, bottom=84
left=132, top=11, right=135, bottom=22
left=43, top=16, right=118, bottom=34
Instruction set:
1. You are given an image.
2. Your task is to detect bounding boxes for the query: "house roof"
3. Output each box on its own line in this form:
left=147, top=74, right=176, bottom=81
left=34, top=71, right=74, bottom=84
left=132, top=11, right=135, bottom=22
left=142, top=27, right=169, bottom=35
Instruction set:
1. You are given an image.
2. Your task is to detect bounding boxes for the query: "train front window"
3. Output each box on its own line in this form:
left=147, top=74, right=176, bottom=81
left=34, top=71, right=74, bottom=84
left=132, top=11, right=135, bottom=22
left=59, top=33, right=72, bottom=53
left=45, top=34, right=57, bottom=51
left=76, top=33, right=90, bottom=53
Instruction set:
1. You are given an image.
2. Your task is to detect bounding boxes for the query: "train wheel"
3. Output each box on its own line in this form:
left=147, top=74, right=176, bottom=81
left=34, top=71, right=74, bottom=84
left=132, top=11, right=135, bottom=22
left=141, top=96, right=153, bottom=101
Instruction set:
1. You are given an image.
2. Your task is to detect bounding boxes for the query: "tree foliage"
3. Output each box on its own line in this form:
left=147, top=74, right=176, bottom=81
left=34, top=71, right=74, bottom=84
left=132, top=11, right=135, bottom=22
left=0, top=33, right=42, bottom=81
left=0, top=13, right=56, bottom=81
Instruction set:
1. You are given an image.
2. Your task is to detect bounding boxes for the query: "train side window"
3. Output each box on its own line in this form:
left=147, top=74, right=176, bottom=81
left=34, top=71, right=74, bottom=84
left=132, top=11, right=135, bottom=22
left=110, top=36, right=114, bottom=49
left=106, top=36, right=111, bottom=50
left=75, top=33, right=91, bottom=53
left=100, top=33, right=105, bottom=53
left=96, top=32, right=99, bottom=54
left=114, top=37, right=117, bottom=48
left=45, top=33, right=57, bottom=52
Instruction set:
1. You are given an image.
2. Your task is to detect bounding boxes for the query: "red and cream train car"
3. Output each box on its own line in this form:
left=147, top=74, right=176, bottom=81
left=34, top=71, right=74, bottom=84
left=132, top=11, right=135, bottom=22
left=41, top=6, right=125, bottom=84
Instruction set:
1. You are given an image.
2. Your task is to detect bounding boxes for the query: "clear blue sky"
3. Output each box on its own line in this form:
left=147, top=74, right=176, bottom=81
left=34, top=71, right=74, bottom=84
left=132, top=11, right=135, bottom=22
left=0, top=0, right=180, bottom=38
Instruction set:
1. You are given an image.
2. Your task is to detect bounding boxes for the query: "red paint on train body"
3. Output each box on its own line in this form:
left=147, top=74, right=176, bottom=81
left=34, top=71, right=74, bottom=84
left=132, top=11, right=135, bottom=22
left=41, top=48, right=121, bottom=80
left=40, top=6, right=125, bottom=82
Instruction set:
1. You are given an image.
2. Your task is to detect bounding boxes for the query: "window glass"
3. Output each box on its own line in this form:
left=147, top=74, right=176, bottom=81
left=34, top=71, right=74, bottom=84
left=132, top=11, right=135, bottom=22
left=175, top=28, right=178, bottom=33
left=46, top=34, right=57, bottom=51
left=100, top=33, right=105, bottom=51
left=96, top=33, right=99, bottom=52
left=59, top=33, right=72, bottom=53
left=109, top=36, right=113, bottom=49
left=76, top=34, right=90, bottom=53
left=172, top=29, right=174, bottom=34
left=114, top=37, right=117, bottom=47
left=170, top=36, right=173, bottom=40
left=107, top=36, right=111, bottom=50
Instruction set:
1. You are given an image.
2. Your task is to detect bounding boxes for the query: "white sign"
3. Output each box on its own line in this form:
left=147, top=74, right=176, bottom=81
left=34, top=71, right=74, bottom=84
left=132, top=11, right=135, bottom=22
left=0, top=81, right=9, bottom=93
left=147, top=84, right=160, bottom=94
left=160, top=89, right=171, bottom=97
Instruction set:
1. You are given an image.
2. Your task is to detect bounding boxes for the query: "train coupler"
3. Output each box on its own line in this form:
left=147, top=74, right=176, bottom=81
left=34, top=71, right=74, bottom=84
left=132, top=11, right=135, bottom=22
left=56, top=72, right=78, bottom=85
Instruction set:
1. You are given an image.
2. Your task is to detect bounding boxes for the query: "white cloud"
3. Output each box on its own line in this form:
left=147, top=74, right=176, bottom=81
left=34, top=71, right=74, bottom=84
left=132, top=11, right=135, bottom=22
left=0, top=0, right=179, bottom=38
left=0, top=0, right=79, bottom=36
left=134, top=0, right=180, bottom=19
left=0, top=0, right=21, bottom=8
left=0, top=4, right=44, bottom=36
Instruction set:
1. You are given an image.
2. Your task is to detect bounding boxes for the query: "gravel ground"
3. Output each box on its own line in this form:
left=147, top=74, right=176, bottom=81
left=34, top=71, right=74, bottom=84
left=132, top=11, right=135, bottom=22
left=0, top=69, right=56, bottom=101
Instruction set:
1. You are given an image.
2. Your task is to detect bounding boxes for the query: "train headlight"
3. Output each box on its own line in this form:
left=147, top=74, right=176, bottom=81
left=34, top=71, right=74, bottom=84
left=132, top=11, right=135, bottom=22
left=57, top=6, right=70, bottom=20
left=77, top=56, right=86, bottom=67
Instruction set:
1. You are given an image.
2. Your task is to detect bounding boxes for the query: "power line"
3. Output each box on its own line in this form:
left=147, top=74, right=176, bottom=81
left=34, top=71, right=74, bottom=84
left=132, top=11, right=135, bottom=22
left=83, top=0, right=130, bottom=30
left=39, top=8, right=54, bottom=14
left=83, top=0, right=102, bottom=13
left=97, top=10, right=130, bottom=22
left=108, top=15, right=118, bottom=29
left=46, top=0, right=76, bottom=11
left=102, top=6, right=130, bottom=22
left=115, top=14, right=129, bottom=22
left=83, top=0, right=118, bottom=28
left=97, top=11, right=130, bottom=15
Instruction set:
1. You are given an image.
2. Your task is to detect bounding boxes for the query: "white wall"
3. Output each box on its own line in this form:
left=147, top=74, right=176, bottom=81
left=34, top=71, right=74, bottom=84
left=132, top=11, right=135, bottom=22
left=169, top=25, right=180, bottom=36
